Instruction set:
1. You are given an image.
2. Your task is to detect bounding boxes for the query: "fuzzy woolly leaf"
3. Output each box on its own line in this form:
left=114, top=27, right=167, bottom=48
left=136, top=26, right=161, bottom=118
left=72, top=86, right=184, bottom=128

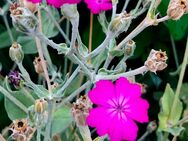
left=4, top=91, right=34, bottom=120
left=41, top=7, right=60, bottom=38
left=52, top=106, right=73, bottom=135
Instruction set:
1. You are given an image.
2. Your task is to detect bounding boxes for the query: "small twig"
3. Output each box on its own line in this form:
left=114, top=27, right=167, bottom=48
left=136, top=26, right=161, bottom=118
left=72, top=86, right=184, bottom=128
left=89, top=13, right=93, bottom=53
left=56, top=67, right=80, bottom=95
left=2, top=12, right=14, bottom=43
left=36, top=8, right=52, bottom=93
left=121, top=0, right=131, bottom=12
left=64, top=81, right=91, bottom=102
left=0, top=134, right=6, bottom=141
left=44, top=7, right=70, bottom=44
left=170, top=35, right=179, bottom=69
left=96, top=66, right=148, bottom=81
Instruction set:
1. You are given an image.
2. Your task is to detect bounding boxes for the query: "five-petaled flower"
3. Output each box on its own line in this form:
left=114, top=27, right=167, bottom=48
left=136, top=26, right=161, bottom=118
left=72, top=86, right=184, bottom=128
left=27, top=0, right=81, bottom=8
left=84, top=0, right=112, bottom=14
left=87, top=77, right=149, bottom=141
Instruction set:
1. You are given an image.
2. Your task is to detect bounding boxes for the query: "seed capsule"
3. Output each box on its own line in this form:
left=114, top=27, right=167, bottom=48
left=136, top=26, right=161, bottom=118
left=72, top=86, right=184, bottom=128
left=9, top=42, right=24, bottom=63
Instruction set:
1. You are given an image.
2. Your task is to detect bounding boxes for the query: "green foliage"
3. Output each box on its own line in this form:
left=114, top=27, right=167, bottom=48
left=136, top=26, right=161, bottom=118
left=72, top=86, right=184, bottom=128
left=158, top=84, right=183, bottom=136
left=52, top=105, right=73, bottom=135
left=41, top=7, right=60, bottom=38
left=4, top=90, right=34, bottom=120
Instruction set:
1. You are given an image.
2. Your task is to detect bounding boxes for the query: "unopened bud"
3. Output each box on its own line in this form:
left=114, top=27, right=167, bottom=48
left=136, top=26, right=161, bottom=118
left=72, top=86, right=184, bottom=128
left=109, top=12, right=130, bottom=33
left=72, top=95, right=92, bottom=126
left=35, top=99, right=47, bottom=113
left=10, top=3, right=38, bottom=33
left=19, top=0, right=38, bottom=13
left=124, top=40, right=136, bottom=56
left=167, top=0, right=187, bottom=20
left=61, top=4, right=79, bottom=20
left=9, top=42, right=24, bottom=63
left=33, top=57, right=46, bottom=74
left=145, top=49, right=168, bottom=73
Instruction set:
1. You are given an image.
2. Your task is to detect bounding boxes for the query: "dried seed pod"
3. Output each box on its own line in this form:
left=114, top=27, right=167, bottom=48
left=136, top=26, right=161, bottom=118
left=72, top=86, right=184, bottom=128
left=33, top=57, right=47, bottom=74
left=145, top=49, right=168, bottom=73
left=10, top=119, right=34, bottom=141
left=124, top=40, right=136, bottom=56
left=9, top=42, right=24, bottom=63
left=72, top=95, right=92, bottom=126
left=167, top=0, right=187, bottom=20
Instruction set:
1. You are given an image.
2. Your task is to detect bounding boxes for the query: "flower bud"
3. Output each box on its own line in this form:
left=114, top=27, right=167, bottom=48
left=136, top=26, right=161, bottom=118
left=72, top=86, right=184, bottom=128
left=109, top=12, right=130, bottom=33
left=124, top=40, right=136, bottom=56
left=145, top=49, right=168, bottom=73
left=35, top=99, right=47, bottom=113
left=61, top=4, right=79, bottom=20
left=10, top=3, right=38, bottom=33
left=9, top=42, right=24, bottom=63
left=19, top=0, right=38, bottom=13
left=33, top=57, right=47, bottom=74
left=167, top=0, right=186, bottom=20
left=72, top=95, right=92, bottom=126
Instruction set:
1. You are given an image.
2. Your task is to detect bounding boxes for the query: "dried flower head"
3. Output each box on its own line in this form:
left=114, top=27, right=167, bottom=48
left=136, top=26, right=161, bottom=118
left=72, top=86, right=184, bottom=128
left=145, top=49, right=168, bottom=73
left=10, top=2, right=38, bottom=33
left=87, top=78, right=149, bottom=141
left=167, top=0, right=187, bottom=20
left=35, top=99, right=48, bottom=113
left=10, top=119, right=34, bottom=141
left=72, top=95, right=92, bottom=126
left=8, top=71, right=22, bottom=87
left=33, top=57, right=47, bottom=74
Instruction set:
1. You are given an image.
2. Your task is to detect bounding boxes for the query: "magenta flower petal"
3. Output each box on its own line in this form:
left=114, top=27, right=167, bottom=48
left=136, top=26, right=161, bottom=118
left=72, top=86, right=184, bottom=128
left=27, top=0, right=80, bottom=8
left=115, top=77, right=141, bottom=101
left=84, top=0, right=112, bottom=14
left=87, top=77, right=149, bottom=141
left=127, top=98, right=149, bottom=123
left=88, top=80, right=115, bottom=106
left=109, top=117, right=138, bottom=141
left=27, top=0, right=42, bottom=3
left=87, top=107, right=112, bottom=136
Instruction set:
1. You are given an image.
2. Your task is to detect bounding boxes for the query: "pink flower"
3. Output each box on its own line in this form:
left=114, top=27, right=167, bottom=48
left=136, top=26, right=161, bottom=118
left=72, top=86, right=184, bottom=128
left=27, top=0, right=81, bottom=8
left=84, top=0, right=112, bottom=14
left=87, top=77, right=149, bottom=141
